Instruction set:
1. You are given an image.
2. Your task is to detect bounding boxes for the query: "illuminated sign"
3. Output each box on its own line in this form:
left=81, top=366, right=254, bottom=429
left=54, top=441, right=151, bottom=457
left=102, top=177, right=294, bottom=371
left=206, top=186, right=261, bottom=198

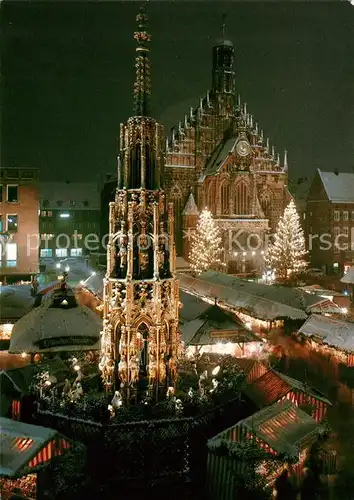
left=35, top=336, right=98, bottom=349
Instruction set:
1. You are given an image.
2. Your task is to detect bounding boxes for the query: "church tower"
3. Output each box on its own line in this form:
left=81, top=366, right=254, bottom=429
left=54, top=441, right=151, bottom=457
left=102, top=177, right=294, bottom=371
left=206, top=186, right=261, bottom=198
left=211, top=15, right=236, bottom=117
left=99, top=8, right=180, bottom=398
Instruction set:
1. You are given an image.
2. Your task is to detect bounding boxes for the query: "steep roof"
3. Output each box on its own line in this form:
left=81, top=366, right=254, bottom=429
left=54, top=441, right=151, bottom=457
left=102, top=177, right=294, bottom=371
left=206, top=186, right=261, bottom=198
left=180, top=304, right=257, bottom=346
left=40, top=181, right=100, bottom=210
left=0, top=417, right=72, bottom=477
left=341, top=266, right=354, bottom=284
left=317, top=169, right=354, bottom=203
left=182, top=192, right=199, bottom=216
left=203, top=137, right=236, bottom=177
left=244, top=369, right=331, bottom=408
left=298, top=314, right=354, bottom=352
left=209, top=400, right=322, bottom=458
left=9, top=286, right=101, bottom=353
left=0, top=285, right=34, bottom=321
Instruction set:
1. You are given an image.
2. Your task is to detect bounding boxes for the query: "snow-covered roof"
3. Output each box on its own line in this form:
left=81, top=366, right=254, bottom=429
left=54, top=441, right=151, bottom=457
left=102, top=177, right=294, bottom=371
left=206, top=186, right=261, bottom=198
left=40, top=181, right=100, bottom=210
left=317, top=169, right=354, bottom=203
left=208, top=400, right=322, bottom=458
left=180, top=303, right=256, bottom=346
left=0, top=285, right=34, bottom=321
left=9, top=287, right=101, bottom=353
left=341, top=266, right=354, bottom=284
left=182, top=192, right=199, bottom=216
left=0, top=417, right=72, bottom=477
left=298, top=314, right=354, bottom=352
left=178, top=272, right=328, bottom=320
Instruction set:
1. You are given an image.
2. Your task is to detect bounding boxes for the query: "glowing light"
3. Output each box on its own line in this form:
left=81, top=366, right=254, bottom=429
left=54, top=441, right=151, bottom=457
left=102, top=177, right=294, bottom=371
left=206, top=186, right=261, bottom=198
left=56, top=263, right=61, bottom=269
left=212, top=365, right=221, bottom=376
left=252, top=251, right=256, bottom=256
left=91, top=271, right=96, bottom=276
left=74, top=364, right=81, bottom=371
left=59, top=213, right=70, bottom=218
left=80, top=280, right=85, bottom=285
left=341, top=308, right=348, bottom=314
left=65, top=266, right=70, bottom=272
left=44, top=380, right=52, bottom=386
left=61, top=299, right=68, bottom=306
left=21, top=352, right=28, bottom=358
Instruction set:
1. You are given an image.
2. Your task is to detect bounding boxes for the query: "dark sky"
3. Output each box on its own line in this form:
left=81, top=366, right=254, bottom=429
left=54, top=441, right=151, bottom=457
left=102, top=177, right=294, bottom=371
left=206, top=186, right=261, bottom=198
left=1, top=1, right=354, bottom=183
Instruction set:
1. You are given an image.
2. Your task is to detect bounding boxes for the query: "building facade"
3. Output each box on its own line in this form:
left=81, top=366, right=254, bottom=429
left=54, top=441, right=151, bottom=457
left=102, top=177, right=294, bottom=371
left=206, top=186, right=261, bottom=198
left=164, top=29, right=291, bottom=274
left=99, top=9, right=180, bottom=396
left=39, top=181, right=100, bottom=261
left=306, top=169, right=354, bottom=275
left=0, top=167, right=39, bottom=281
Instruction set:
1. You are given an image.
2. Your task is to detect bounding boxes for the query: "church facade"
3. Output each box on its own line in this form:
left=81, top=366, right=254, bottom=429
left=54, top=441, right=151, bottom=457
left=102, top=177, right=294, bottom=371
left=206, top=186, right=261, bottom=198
left=164, top=31, right=291, bottom=274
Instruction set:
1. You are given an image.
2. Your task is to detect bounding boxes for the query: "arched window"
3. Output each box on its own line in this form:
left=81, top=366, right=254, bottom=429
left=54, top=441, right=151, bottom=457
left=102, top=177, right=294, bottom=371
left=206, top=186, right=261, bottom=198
left=260, top=190, right=271, bottom=216
left=207, top=182, right=216, bottom=212
left=138, top=322, right=149, bottom=375
left=220, top=182, right=230, bottom=215
left=234, top=182, right=250, bottom=215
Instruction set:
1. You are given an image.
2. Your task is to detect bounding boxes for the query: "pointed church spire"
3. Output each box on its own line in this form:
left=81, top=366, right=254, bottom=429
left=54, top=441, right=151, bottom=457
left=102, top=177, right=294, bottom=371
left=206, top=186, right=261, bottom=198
left=133, top=7, right=151, bottom=116
left=283, top=149, right=288, bottom=171
left=221, top=12, right=227, bottom=38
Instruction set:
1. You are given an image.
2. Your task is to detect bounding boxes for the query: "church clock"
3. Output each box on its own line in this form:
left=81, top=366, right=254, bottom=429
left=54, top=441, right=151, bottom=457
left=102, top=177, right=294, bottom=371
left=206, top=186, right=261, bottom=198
left=236, top=139, right=251, bottom=157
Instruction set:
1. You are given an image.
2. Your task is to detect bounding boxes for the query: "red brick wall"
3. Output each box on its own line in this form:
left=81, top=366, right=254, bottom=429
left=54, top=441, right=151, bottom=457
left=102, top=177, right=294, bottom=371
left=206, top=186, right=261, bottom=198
left=0, top=182, right=39, bottom=277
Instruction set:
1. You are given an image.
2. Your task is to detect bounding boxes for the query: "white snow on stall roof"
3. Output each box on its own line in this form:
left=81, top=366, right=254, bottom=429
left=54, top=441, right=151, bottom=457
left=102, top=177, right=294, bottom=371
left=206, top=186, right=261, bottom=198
left=341, top=266, right=354, bottom=284
left=298, top=314, right=354, bottom=352
left=178, top=273, right=308, bottom=320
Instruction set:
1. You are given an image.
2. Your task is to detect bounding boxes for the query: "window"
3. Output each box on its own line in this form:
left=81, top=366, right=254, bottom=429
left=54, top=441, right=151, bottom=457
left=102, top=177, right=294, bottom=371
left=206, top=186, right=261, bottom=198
left=47, top=211, right=52, bottom=217
left=220, top=183, right=230, bottom=214
left=0, top=215, right=3, bottom=233
left=40, top=248, right=53, bottom=258
left=351, top=211, right=354, bottom=221
left=55, top=248, right=68, bottom=258
left=6, top=243, right=17, bottom=267
left=41, top=211, right=47, bottom=217
left=334, top=227, right=340, bottom=237
left=334, top=210, right=340, bottom=221
left=70, top=248, right=82, bottom=257
left=0, top=185, right=2, bottom=202
left=207, top=182, right=216, bottom=211
left=6, top=185, right=19, bottom=203
left=343, top=211, right=349, bottom=221
left=6, top=215, right=18, bottom=232
left=343, top=227, right=349, bottom=236
left=234, top=182, right=250, bottom=215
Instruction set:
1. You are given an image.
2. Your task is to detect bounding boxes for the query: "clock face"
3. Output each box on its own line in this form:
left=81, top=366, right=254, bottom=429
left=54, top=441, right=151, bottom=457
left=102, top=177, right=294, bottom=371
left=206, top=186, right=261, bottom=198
left=236, top=140, right=251, bottom=157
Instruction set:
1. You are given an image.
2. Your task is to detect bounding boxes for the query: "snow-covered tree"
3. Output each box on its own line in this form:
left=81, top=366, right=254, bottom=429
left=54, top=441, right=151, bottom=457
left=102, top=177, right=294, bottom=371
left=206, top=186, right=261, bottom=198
left=189, top=208, right=222, bottom=275
left=265, top=199, right=307, bottom=282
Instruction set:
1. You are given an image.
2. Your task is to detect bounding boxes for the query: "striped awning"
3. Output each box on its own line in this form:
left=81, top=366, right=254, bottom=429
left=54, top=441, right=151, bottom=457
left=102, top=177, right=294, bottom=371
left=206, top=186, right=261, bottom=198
left=0, top=418, right=72, bottom=478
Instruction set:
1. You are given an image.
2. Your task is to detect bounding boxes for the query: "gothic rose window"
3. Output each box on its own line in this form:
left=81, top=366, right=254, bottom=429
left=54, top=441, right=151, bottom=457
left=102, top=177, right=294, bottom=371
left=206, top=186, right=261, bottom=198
left=234, top=182, right=250, bottom=215
left=220, top=182, right=230, bottom=214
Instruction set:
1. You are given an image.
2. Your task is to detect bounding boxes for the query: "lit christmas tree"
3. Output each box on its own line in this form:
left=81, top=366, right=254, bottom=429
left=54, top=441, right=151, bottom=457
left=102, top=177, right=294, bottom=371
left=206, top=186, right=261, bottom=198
left=189, top=208, right=222, bottom=275
left=265, top=199, right=307, bottom=282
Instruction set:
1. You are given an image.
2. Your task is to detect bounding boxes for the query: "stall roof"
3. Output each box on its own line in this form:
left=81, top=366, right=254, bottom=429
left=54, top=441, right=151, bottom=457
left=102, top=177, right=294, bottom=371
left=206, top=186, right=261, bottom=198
left=179, top=290, right=211, bottom=323
left=179, top=273, right=311, bottom=320
left=0, top=418, right=71, bottom=478
left=181, top=304, right=257, bottom=346
left=298, top=314, right=354, bottom=352
left=208, top=400, right=322, bottom=458
left=341, top=267, right=354, bottom=284
left=0, top=286, right=34, bottom=322
left=9, top=286, right=101, bottom=354
left=244, top=369, right=331, bottom=408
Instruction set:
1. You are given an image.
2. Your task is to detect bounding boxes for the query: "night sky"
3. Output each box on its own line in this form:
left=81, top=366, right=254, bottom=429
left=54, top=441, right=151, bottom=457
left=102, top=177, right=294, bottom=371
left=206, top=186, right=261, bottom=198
left=1, top=1, right=354, bottom=182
